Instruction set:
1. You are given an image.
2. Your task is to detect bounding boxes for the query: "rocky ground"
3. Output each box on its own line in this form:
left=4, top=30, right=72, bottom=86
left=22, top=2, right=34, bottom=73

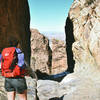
left=37, top=73, right=100, bottom=100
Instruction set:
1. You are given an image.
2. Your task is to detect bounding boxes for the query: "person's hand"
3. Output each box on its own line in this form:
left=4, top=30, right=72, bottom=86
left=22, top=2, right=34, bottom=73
left=24, top=69, right=30, bottom=76
left=4, top=72, right=14, bottom=77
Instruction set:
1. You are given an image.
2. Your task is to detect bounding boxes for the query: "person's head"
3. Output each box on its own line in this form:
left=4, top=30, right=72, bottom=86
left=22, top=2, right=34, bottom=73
left=8, top=37, right=20, bottom=48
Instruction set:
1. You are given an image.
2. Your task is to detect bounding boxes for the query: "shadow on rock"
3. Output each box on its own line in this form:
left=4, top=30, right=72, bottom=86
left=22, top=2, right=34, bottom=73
left=36, top=69, right=70, bottom=82
left=49, top=95, right=64, bottom=100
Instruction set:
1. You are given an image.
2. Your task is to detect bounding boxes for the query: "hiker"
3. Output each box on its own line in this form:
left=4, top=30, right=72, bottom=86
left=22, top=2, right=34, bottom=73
left=0, top=53, right=1, bottom=69
left=1, top=38, right=28, bottom=100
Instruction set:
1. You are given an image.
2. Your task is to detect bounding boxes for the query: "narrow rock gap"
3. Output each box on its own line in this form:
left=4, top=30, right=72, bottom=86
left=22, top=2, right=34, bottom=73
left=65, top=17, right=75, bottom=73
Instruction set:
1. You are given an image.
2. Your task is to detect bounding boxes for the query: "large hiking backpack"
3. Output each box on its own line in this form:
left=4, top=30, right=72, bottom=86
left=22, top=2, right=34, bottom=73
left=1, top=47, right=25, bottom=77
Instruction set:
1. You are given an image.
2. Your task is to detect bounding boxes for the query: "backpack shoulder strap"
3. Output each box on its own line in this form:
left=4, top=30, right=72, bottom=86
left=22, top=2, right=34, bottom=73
left=15, top=48, right=23, bottom=54
left=9, top=49, right=18, bottom=70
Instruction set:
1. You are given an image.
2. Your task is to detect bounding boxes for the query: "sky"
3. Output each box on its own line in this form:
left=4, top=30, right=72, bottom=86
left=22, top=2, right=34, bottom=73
left=28, top=0, right=74, bottom=40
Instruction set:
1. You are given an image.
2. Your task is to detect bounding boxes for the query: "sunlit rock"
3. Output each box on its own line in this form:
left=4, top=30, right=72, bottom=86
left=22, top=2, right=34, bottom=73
left=31, top=29, right=52, bottom=74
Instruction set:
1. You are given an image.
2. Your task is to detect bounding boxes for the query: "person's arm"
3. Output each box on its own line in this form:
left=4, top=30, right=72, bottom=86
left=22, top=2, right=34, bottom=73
left=0, top=54, right=2, bottom=70
left=3, top=65, right=21, bottom=77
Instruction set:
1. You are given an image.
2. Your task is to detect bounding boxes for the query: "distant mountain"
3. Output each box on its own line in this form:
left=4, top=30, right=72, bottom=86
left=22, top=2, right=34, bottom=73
left=40, top=31, right=66, bottom=42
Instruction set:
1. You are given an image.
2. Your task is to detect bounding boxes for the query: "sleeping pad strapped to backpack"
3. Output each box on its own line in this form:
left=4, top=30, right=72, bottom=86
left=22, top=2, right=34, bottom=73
left=1, top=47, right=26, bottom=78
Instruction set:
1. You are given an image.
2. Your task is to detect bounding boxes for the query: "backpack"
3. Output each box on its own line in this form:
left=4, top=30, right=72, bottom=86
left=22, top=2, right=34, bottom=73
left=1, top=47, right=26, bottom=77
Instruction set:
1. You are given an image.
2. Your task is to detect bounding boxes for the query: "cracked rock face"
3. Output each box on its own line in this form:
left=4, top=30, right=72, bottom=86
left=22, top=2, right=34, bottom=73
left=69, top=0, right=100, bottom=75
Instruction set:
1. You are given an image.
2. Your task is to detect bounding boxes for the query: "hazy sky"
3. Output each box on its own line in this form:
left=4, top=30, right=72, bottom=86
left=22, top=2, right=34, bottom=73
left=28, top=0, right=74, bottom=33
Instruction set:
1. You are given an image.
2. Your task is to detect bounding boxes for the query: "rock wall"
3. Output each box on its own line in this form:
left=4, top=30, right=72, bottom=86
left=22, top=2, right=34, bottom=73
left=31, top=29, right=68, bottom=75
left=51, top=39, right=67, bottom=74
left=69, top=0, right=100, bottom=75
left=37, top=0, right=100, bottom=100
left=31, top=29, right=52, bottom=74
left=0, top=0, right=36, bottom=99
left=0, top=0, right=31, bottom=64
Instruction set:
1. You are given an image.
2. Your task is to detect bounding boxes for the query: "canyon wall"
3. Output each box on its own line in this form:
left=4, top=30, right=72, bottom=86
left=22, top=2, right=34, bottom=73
left=31, top=29, right=67, bottom=75
left=1, top=0, right=100, bottom=99
left=0, top=1, right=34, bottom=99
left=37, top=0, right=100, bottom=100
left=51, top=39, right=67, bottom=74
left=31, top=29, right=52, bottom=74
left=68, top=0, right=100, bottom=75
left=0, top=0, right=31, bottom=64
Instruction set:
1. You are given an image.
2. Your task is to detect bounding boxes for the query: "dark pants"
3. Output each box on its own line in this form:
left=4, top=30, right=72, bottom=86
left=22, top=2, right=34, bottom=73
left=5, top=77, right=27, bottom=94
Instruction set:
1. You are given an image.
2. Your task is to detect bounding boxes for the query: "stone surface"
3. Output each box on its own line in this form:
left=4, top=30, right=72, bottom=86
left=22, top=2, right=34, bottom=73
left=37, top=80, right=59, bottom=100
left=37, top=0, right=100, bottom=100
left=0, top=75, right=7, bottom=100
left=1, top=0, right=100, bottom=99
left=69, top=0, right=100, bottom=74
left=0, top=0, right=31, bottom=64
left=65, top=0, right=100, bottom=99
left=31, top=29, right=68, bottom=75
left=51, top=39, right=67, bottom=74
left=31, top=29, right=52, bottom=74
left=37, top=73, right=100, bottom=100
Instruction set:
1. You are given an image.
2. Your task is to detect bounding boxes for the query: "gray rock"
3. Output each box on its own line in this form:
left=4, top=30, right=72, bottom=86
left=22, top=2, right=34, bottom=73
left=37, top=80, right=59, bottom=100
